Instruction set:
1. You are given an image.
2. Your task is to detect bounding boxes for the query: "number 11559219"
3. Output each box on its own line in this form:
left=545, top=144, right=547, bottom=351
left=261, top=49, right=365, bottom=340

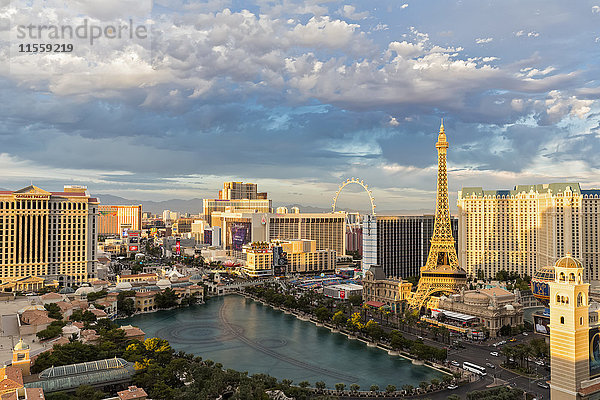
left=18, top=43, right=73, bottom=52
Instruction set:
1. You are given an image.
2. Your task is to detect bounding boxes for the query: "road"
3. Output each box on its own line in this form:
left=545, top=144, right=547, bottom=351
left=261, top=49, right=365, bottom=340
left=446, top=334, right=550, bottom=400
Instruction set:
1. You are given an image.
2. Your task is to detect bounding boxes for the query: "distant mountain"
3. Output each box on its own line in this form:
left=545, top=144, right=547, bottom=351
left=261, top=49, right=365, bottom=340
left=93, top=194, right=203, bottom=215
left=92, top=195, right=438, bottom=216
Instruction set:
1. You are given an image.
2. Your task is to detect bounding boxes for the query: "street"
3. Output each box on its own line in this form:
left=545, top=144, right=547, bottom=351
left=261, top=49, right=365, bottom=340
left=445, top=334, right=550, bottom=399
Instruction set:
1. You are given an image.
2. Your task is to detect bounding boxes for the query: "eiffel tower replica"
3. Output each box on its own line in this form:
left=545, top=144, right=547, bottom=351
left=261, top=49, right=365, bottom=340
left=408, top=121, right=467, bottom=310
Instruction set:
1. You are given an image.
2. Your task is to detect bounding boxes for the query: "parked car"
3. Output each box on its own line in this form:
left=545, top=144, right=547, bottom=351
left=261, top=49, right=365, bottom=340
left=490, top=351, right=499, bottom=356
left=536, top=360, right=545, bottom=366
left=447, top=384, right=458, bottom=390
left=523, top=332, right=529, bottom=336
left=451, top=360, right=460, bottom=367
left=509, top=337, right=517, bottom=342
left=485, top=362, right=496, bottom=369
left=537, top=382, right=550, bottom=389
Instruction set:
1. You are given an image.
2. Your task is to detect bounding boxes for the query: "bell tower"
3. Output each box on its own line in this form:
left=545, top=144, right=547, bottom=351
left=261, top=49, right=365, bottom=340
left=549, top=254, right=589, bottom=400
left=12, top=338, right=30, bottom=376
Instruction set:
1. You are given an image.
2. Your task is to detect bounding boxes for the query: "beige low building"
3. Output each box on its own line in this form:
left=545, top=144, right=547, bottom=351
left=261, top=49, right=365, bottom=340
left=437, top=286, right=523, bottom=338
left=117, top=273, right=158, bottom=284
left=362, top=266, right=413, bottom=313
left=242, top=240, right=335, bottom=277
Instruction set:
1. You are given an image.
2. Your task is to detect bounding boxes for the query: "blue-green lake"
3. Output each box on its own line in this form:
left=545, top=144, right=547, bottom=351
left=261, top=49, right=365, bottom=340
left=119, top=295, right=444, bottom=389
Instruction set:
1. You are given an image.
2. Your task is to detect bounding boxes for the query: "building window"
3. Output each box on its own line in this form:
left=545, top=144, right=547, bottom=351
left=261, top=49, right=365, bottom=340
left=560, top=316, right=565, bottom=324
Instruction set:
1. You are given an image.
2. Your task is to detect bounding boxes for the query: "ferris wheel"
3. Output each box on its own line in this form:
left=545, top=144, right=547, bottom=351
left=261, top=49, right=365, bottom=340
left=332, top=177, right=376, bottom=215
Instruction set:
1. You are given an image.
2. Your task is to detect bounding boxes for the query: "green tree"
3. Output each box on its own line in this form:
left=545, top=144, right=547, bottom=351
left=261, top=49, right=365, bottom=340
left=335, top=383, right=346, bottom=392
left=370, top=384, right=379, bottom=392
left=315, top=381, right=326, bottom=390
left=348, top=294, right=362, bottom=306
left=350, top=383, right=360, bottom=392
left=447, top=395, right=461, bottom=400
left=314, top=307, right=331, bottom=322
left=81, top=310, right=97, bottom=323
left=401, top=384, right=414, bottom=393
left=36, top=320, right=66, bottom=341
left=155, top=288, right=179, bottom=309
left=44, top=303, right=63, bottom=320
left=298, top=381, right=310, bottom=388
left=332, top=310, right=347, bottom=327
left=86, top=290, right=108, bottom=302
left=75, top=385, right=104, bottom=400
left=386, top=384, right=397, bottom=393
left=365, top=320, right=384, bottom=341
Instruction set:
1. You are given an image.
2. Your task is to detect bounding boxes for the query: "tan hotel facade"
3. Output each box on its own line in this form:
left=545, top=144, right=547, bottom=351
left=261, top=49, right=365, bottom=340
left=458, top=183, right=600, bottom=285
left=0, top=185, right=99, bottom=288
left=97, top=204, right=142, bottom=235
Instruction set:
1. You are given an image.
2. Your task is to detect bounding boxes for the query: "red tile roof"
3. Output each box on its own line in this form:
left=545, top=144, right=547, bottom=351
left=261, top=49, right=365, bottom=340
left=118, top=386, right=147, bottom=400
left=0, top=366, right=23, bottom=393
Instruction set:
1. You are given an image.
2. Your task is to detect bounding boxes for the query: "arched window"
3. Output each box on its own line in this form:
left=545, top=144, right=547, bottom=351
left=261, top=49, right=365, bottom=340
left=557, top=294, right=561, bottom=303
left=569, top=273, right=576, bottom=282
left=580, top=317, right=584, bottom=325
left=560, top=316, right=565, bottom=324
left=560, top=272, right=566, bottom=282
left=578, top=292, right=585, bottom=307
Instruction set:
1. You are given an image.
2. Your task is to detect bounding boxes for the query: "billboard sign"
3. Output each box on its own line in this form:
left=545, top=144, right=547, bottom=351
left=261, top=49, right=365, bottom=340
left=533, top=313, right=550, bottom=335
left=231, top=223, right=250, bottom=251
left=176, top=238, right=181, bottom=255
left=591, top=327, right=600, bottom=378
left=129, top=245, right=138, bottom=252
left=340, top=290, right=345, bottom=299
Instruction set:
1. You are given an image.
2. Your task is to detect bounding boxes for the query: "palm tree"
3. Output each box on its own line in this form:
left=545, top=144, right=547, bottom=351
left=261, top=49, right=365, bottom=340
left=350, top=384, right=360, bottom=392
left=502, top=346, right=514, bottom=367
left=370, top=384, right=379, bottom=392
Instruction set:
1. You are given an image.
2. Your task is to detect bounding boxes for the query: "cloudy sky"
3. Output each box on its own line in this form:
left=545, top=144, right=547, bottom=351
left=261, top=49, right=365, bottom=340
left=1, top=0, right=599, bottom=212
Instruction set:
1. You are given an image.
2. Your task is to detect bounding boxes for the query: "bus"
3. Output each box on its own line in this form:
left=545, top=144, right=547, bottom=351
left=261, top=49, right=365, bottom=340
left=462, top=362, right=487, bottom=376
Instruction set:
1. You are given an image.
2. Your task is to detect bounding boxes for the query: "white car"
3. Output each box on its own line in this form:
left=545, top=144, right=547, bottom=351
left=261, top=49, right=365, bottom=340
left=451, top=360, right=460, bottom=367
left=490, top=351, right=499, bottom=357
left=447, top=385, right=458, bottom=390
left=535, top=360, right=545, bottom=366
left=523, top=332, right=529, bottom=336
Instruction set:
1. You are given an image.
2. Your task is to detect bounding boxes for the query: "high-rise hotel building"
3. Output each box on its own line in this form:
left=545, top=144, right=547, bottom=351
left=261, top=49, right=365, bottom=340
left=362, top=214, right=459, bottom=278
left=458, top=183, right=600, bottom=284
left=203, top=182, right=271, bottom=226
left=0, top=185, right=98, bottom=287
left=210, top=211, right=345, bottom=256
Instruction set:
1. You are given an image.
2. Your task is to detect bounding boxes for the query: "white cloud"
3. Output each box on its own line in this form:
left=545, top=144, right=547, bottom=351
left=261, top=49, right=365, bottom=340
left=519, top=66, right=556, bottom=78
left=592, top=5, right=600, bottom=13
left=475, top=37, right=493, bottom=44
left=401, top=4, right=408, bottom=9
left=340, top=5, right=369, bottom=20
left=387, top=40, right=424, bottom=58
left=515, top=30, right=539, bottom=38
left=539, top=90, right=594, bottom=122
left=389, top=116, right=399, bottom=126
left=372, top=23, right=388, bottom=31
